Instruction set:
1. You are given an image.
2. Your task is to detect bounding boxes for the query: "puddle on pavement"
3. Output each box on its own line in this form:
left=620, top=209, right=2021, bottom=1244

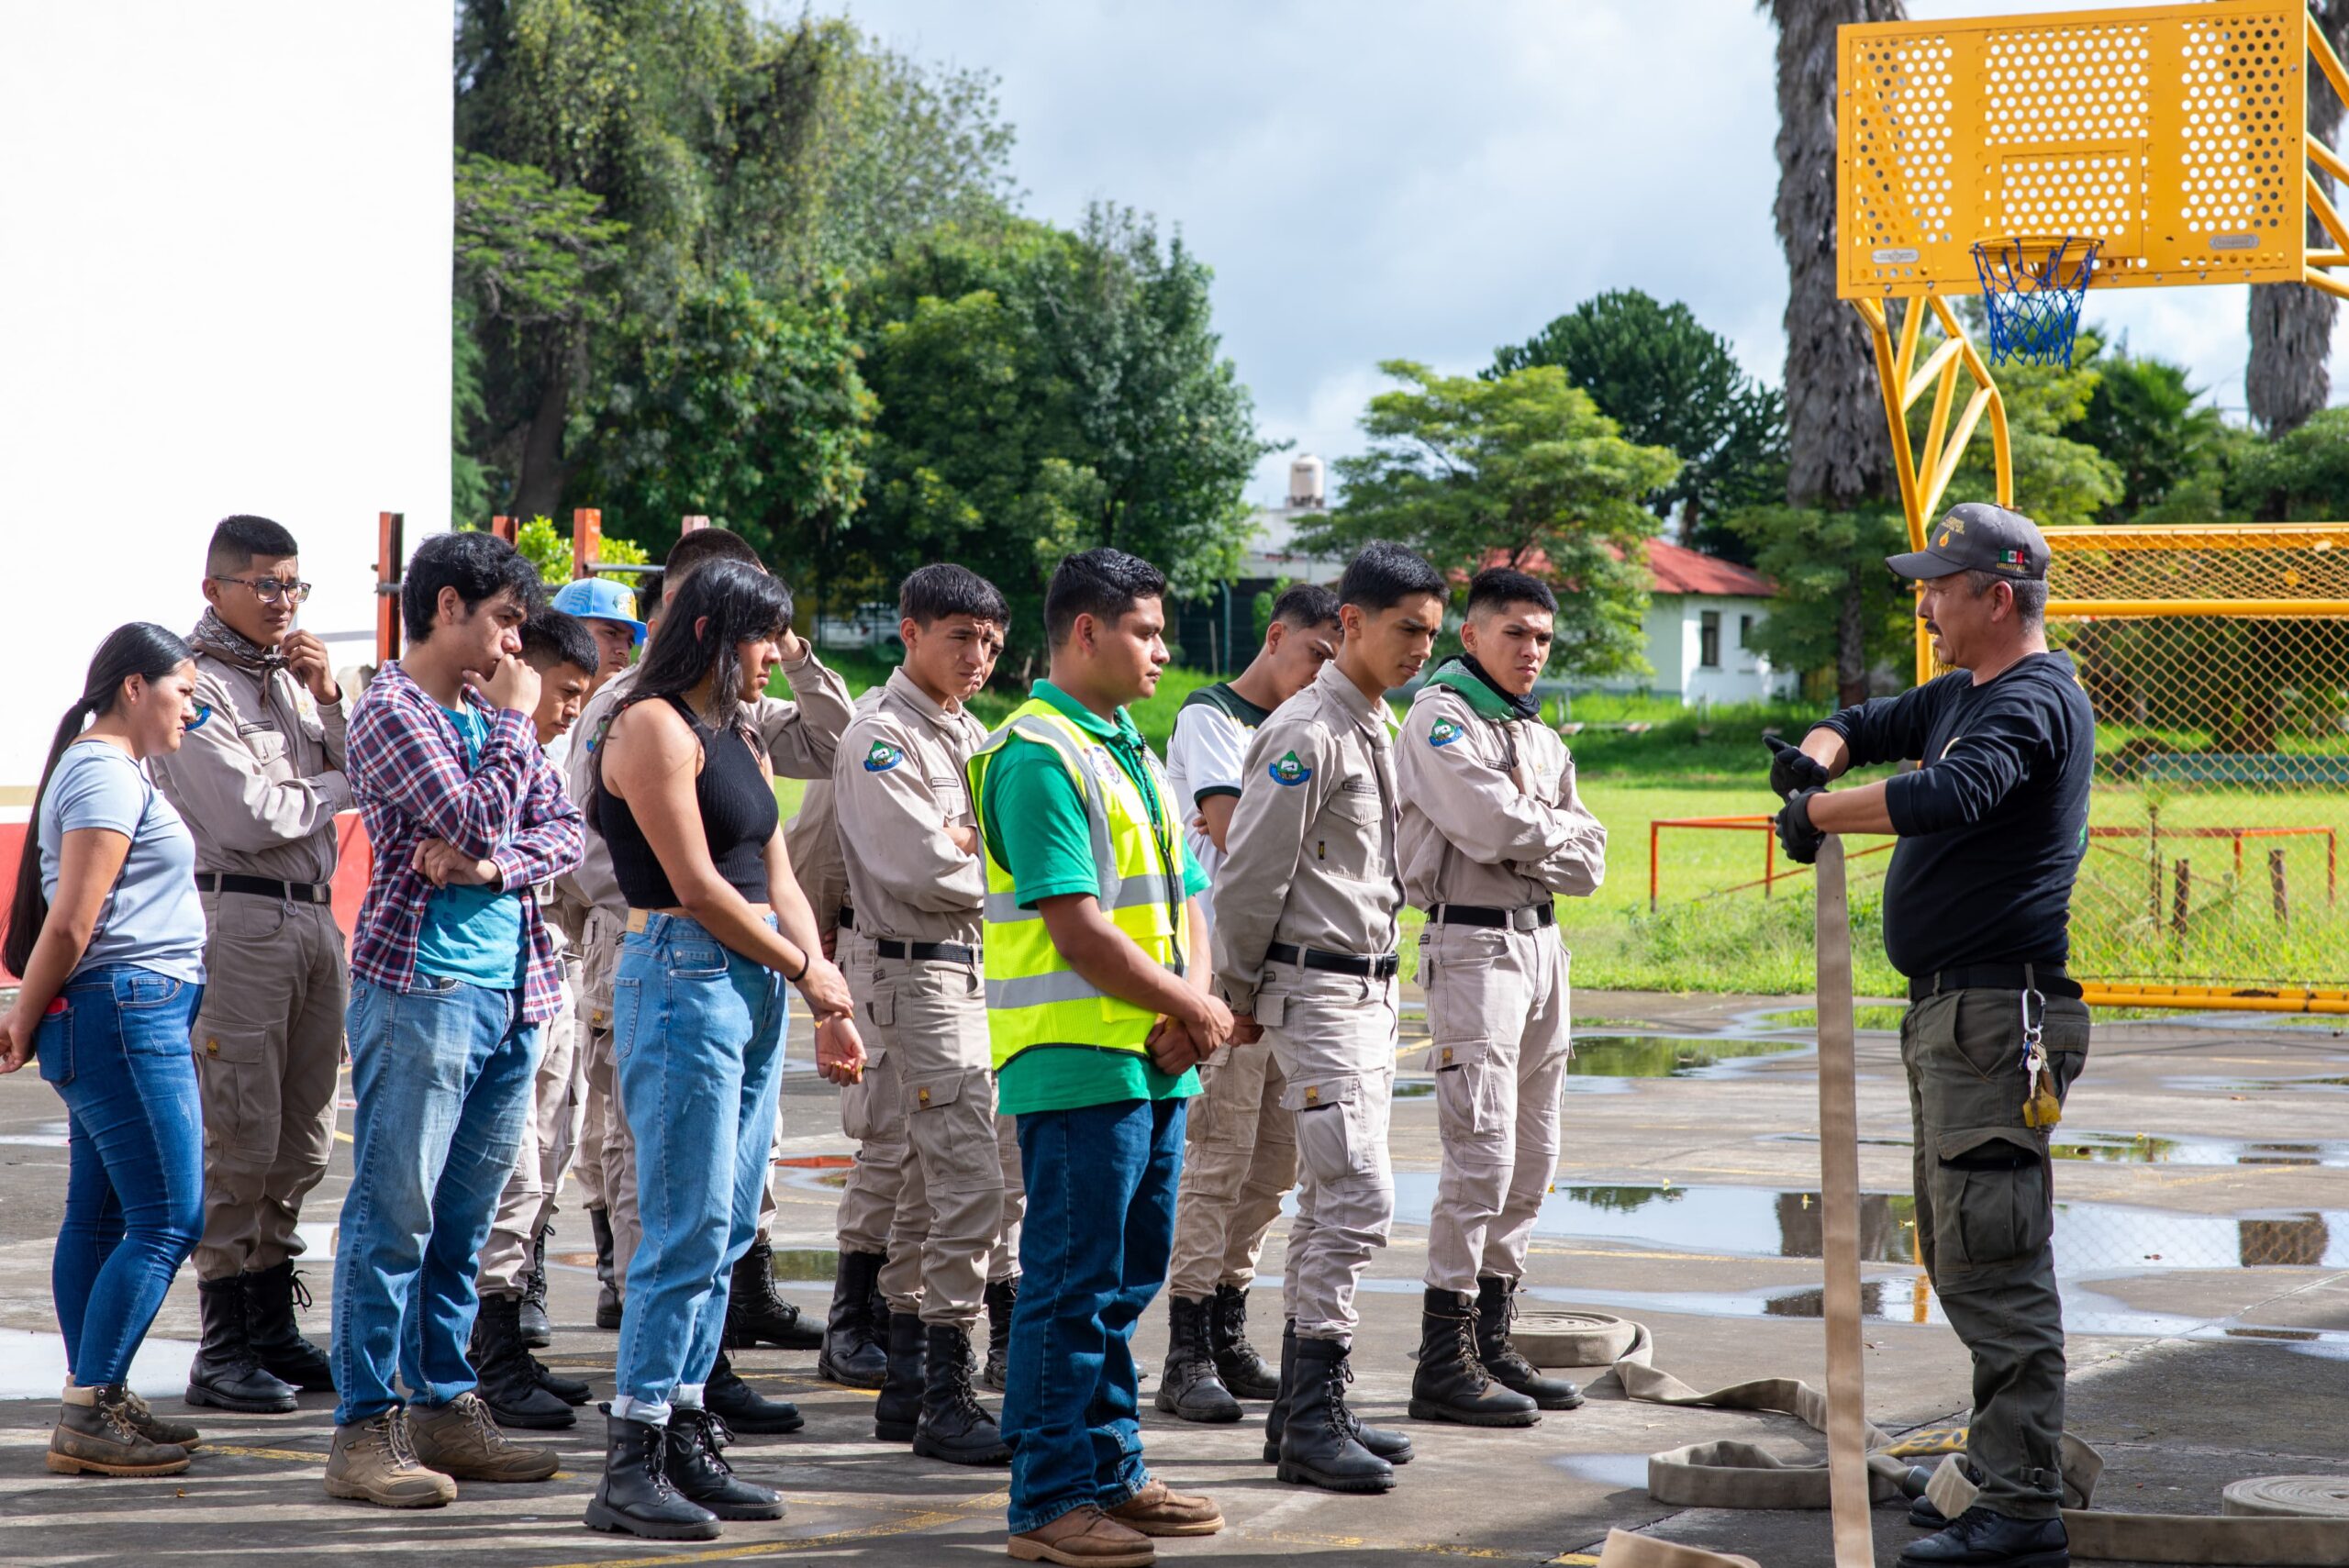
left=0, top=1328, right=197, bottom=1399
left=2168, top=1074, right=2349, bottom=1096
left=1776, top=1129, right=2349, bottom=1168
left=763, top=1247, right=840, bottom=1284
left=1553, top=1451, right=1653, bottom=1491
left=0, top=1120, right=68, bottom=1149
left=1397, top=1034, right=1812, bottom=1093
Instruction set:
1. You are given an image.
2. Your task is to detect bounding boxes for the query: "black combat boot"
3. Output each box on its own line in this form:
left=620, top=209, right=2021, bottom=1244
left=1275, top=1337, right=1396, bottom=1494
left=663, top=1407, right=785, bottom=1519
left=469, top=1292, right=576, bottom=1429
left=584, top=1407, right=719, bottom=1540
left=243, top=1262, right=336, bottom=1393
left=725, top=1240, right=823, bottom=1350
left=706, top=1350, right=804, bottom=1434
left=1209, top=1283, right=1279, bottom=1400
left=818, top=1251, right=888, bottom=1388
left=589, top=1207, right=622, bottom=1331
left=1898, top=1507, right=2069, bottom=1568
left=980, top=1274, right=1017, bottom=1392
left=1408, top=1287, right=1540, bottom=1428
left=873, top=1311, right=926, bottom=1442
left=912, top=1324, right=1011, bottom=1464
left=186, top=1275, right=297, bottom=1414
left=1262, top=1317, right=1412, bottom=1466
left=1474, top=1275, right=1583, bottom=1410
left=1156, top=1296, right=1241, bottom=1422
left=518, top=1227, right=553, bottom=1347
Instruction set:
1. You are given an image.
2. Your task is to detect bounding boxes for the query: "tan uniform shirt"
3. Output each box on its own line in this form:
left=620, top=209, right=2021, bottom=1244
left=150, top=653, right=351, bottom=884
left=1211, top=659, right=1403, bottom=1015
left=833, top=669, right=986, bottom=947
left=783, top=688, right=885, bottom=937
left=1395, top=683, right=1608, bottom=910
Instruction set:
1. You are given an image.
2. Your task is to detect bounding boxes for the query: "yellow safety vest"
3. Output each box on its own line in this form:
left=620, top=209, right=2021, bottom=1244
left=966, top=698, right=1190, bottom=1071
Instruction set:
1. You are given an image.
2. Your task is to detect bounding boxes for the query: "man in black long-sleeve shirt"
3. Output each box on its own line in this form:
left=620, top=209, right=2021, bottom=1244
left=1771, top=503, right=2094, bottom=1568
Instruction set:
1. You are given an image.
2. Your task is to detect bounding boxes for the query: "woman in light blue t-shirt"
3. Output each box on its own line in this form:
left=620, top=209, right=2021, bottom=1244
left=1, top=623, right=212, bottom=1478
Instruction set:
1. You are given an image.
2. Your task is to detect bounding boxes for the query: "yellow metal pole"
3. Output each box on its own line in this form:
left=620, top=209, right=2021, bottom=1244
left=2046, top=597, right=2349, bottom=618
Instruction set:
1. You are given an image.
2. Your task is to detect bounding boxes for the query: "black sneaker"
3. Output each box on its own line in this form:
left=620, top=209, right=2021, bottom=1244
left=1898, top=1507, right=2069, bottom=1568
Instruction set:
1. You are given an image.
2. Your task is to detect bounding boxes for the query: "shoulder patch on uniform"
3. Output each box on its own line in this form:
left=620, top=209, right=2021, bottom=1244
left=863, top=740, right=904, bottom=773
left=1427, top=717, right=1466, bottom=749
left=1267, top=749, right=1312, bottom=787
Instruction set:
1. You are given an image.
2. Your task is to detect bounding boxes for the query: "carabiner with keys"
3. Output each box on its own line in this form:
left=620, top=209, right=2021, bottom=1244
left=2020, top=986, right=2062, bottom=1129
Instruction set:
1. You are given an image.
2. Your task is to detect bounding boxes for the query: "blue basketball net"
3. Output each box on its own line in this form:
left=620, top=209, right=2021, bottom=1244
left=1971, top=236, right=2101, bottom=368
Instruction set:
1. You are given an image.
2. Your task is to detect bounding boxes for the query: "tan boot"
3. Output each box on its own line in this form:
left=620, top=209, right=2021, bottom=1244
left=409, top=1391, right=560, bottom=1482
left=325, top=1407, right=456, bottom=1507
left=1007, top=1504, right=1157, bottom=1566
left=47, top=1385, right=191, bottom=1477
left=1107, top=1478, right=1223, bottom=1537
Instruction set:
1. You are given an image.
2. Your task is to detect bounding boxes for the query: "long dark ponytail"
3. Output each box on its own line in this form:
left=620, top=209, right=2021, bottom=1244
left=4, top=623, right=194, bottom=976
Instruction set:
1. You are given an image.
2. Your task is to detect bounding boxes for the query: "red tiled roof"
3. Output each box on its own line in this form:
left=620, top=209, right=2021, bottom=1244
left=1481, top=540, right=1776, bottom=597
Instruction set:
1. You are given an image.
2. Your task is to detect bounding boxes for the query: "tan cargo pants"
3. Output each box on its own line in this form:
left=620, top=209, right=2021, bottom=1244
left=1260, top=966, right=1398, bottom=1341
left=478, top=954, right=587, bottom=1293
left=574, top=909, right=640, bottom=1282
left=190, top=892, right=345, bottom=1282
left=1419, top=921, right=1572, bottom=1295
left=1165, top=1039, right=1296, bottom=1299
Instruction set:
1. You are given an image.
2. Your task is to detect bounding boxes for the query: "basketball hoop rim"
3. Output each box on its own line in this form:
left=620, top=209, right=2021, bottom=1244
left=1971, top=233, right=2107, bottom=265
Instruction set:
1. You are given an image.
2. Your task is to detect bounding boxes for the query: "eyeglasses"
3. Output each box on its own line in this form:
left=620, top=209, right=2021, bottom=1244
left=210, top=575, right=312, bottom=605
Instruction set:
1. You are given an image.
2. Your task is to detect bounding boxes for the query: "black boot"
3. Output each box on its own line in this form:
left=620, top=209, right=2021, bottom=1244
left=1209, top=1283, right=1279, bottom=1400
left=980, top=1275, right=1017, bottom=1392
left=186, top=1275, right=297, bottom=1414
left=725, top=1240, right=823, bottom=1351
left=1275, top=1337, right=1396, bottom=1494
left=589, top=1207, right=622, bottom=1331
left=243, top=1262, right=336, bottom=1393
left=469, top=1292, right=577, bottom=1429
left=518, top=1227, right=553, bottom=1347
left=1262, top=1318, right=1413, bottom=1466
left=706, top=1349, right=804, bottom=1435
left=1897, top=1507, right=2069, bottom=1568
left=584, top=1407, right=720, bottom=1540
left=663, top=1407, right=785, bottom=1519
left=529, top=1349, right=592, bottom=1408
left=1408, top=1287, right=1540, bottom=1428
left=1474, top=1275, right=1583, bottom=1410
left=817, top=1251, right=888, bottom=1388
left=912, top=1323, right=1011, bottom=1464
left=1155, top=1296, right=1241, bottom=1422
left=873, top=1311, right=926, bottom=1442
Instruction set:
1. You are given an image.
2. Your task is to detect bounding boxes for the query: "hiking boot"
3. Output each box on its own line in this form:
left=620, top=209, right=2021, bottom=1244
left=589, top=1207, right=623, bottom=1330
left=408, top=1390, right=560, bottom=1481
left=1209, top=1283, right=1279, bottom=1400
left=1155, top=1296, right=1241, bottom=1423
left=725, top=1239, right=823, bottom=1350
left=912, top=1323, right=1010, bottom=1464
left=47, top=1385, right=190, bottom=1477
left=982, top=1273, right=1018, bottom=1391
left=469, top=1291, right=576, bottom=1430
left=186, top=1274, right=298, bottom=1414
left=584, top=1406, right=720, bottom=1540
left=244, top=1262, right=336, bottom=1393
left=1408, top=1287, right=1540, bottom=1428
left=1897, top=1507, right=2069, bottom=1568
left=1474, top=1274, right=1582, bottom=1410
left=518, top=1227, right=553, bottom=1347
left=1007, top=1504, right=1156, bottom=1566
left=663, top=1407, right=785, bottom=1519
left=874, top=1310, right=926, bottom=1442
left=1261, top=1318, right=1411, bottom=1466
left=117, top=1387, right=202, bottom=1450
left=324, top=1407, right=454, bottom=1507
left=1275, top=1338, right=1395, bottom=1494
left=817, top=1250, right=888, bottom=1387
left=707, top=1348, right=804, bottom=1434
left=1107, top=1478, right=1224, bottom=1537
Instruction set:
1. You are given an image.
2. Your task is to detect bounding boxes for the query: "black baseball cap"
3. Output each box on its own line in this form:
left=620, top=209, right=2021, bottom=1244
left=1885, top=502, right=2050, bottom=582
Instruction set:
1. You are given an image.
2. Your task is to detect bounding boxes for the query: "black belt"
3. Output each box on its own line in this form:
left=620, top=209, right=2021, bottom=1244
left=1264, top=941, right=1400, bottom=980
left=1909, top=964, right=2082, bottom=1002
left=838, top=906, right=854, bottom=930
left=1430, top=902, right=1554, bottom=931
left=196, top=873, right=330, bottom=906
left=875, top=938, right=978, bottom=965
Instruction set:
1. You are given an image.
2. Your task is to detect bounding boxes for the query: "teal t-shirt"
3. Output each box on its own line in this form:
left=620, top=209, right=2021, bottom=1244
left=978, top=681, right=1209, bottom=1115
left=411, top=705, right=524, bottom=989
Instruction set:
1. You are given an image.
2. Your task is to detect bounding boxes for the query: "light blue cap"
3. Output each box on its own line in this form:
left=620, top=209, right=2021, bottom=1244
left=551, top=576, right=647, bottom=644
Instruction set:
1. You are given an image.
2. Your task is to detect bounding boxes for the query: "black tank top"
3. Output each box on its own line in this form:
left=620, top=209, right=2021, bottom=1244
left=596, top=695, right=777, bottom=908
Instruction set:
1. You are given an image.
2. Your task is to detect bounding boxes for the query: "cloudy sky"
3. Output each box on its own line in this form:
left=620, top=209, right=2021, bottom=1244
left=823, top=0, right=2348, bottom=508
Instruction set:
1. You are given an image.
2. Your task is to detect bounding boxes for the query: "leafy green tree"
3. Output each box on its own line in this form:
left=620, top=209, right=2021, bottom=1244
left=1492, top=289, right=1786, bottom=562
left=1731, top=504, right=1914, bottom=705
left=513, top=515, right=650, bottom=587
left=2226, top=406, right=2349, bottom=519
left=454, top=298, right=494, bottom=524
left=2075, top=343, right=2229, bottom=522
left=1297, top=361, right=1680, bottom=681
left=1938, top=318, right=2121, bottom=531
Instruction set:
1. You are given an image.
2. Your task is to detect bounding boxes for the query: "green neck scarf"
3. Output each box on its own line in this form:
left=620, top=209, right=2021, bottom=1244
left=1425, top=655, right=1538, bottom=723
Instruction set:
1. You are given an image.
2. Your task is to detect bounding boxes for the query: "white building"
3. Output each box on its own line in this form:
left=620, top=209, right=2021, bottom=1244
left=1613, top=541, right=1798, bottom=706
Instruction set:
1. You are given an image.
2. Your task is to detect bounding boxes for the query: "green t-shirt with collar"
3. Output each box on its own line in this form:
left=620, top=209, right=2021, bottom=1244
left=977, top=679, right=1209, bottom=1115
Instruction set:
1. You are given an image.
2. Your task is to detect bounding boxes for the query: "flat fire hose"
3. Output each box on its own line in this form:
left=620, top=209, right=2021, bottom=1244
left=1814, top=837, right=1876, bottom=1568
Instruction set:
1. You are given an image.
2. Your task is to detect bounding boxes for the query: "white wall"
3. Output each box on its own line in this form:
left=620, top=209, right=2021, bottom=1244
left=1682, top=595, right=1796, bottom=707
left=0, top=4, right=451, bottom=794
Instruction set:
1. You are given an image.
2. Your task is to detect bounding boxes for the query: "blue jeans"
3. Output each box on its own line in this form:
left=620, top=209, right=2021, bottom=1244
left=39, top=966, right=205, bottom=1387
left=330, top=976, right=539, bottom=1427
left=1004, top=1095, right=1186, bottom=1536
left=611, top=912, right=786, bottom=1424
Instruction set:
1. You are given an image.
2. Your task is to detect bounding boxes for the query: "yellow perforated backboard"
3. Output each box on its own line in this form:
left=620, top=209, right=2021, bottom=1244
left=1838, top=0, right=2310, bottom=298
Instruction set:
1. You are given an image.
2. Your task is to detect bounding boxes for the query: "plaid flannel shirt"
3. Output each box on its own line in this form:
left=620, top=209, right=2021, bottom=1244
left=345, top=660, right=584, bottom=1022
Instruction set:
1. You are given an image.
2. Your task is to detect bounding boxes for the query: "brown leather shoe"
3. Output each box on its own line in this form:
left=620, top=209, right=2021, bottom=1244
left=408, top=1391, right=559, bottom=1482
left=1007, top=1503, right=1156, bottom=1566
left=1107, top=1479, right=1224, bottom=1537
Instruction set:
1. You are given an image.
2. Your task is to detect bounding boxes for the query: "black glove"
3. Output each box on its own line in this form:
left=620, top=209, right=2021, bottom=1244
left=1776, top=787, right=1826, bottom=865
left=1765, top=735, right=1831, bottom=802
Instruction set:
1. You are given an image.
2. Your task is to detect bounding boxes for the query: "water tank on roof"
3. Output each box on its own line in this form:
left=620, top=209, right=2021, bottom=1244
left=1289, top=454, right=1326, bottom=509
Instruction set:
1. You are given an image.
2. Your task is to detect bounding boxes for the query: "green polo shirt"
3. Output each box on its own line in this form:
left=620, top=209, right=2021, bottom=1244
left=978, top=679, right=1208, bottom=1115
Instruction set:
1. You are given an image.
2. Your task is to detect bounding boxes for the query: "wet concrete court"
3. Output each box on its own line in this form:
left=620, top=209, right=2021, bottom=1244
left=1, top=992, right=2345, bottom=1566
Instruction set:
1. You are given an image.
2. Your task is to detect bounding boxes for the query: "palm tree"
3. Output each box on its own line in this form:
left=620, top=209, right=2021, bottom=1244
left=2246, top=1, right=2349, bottom=439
